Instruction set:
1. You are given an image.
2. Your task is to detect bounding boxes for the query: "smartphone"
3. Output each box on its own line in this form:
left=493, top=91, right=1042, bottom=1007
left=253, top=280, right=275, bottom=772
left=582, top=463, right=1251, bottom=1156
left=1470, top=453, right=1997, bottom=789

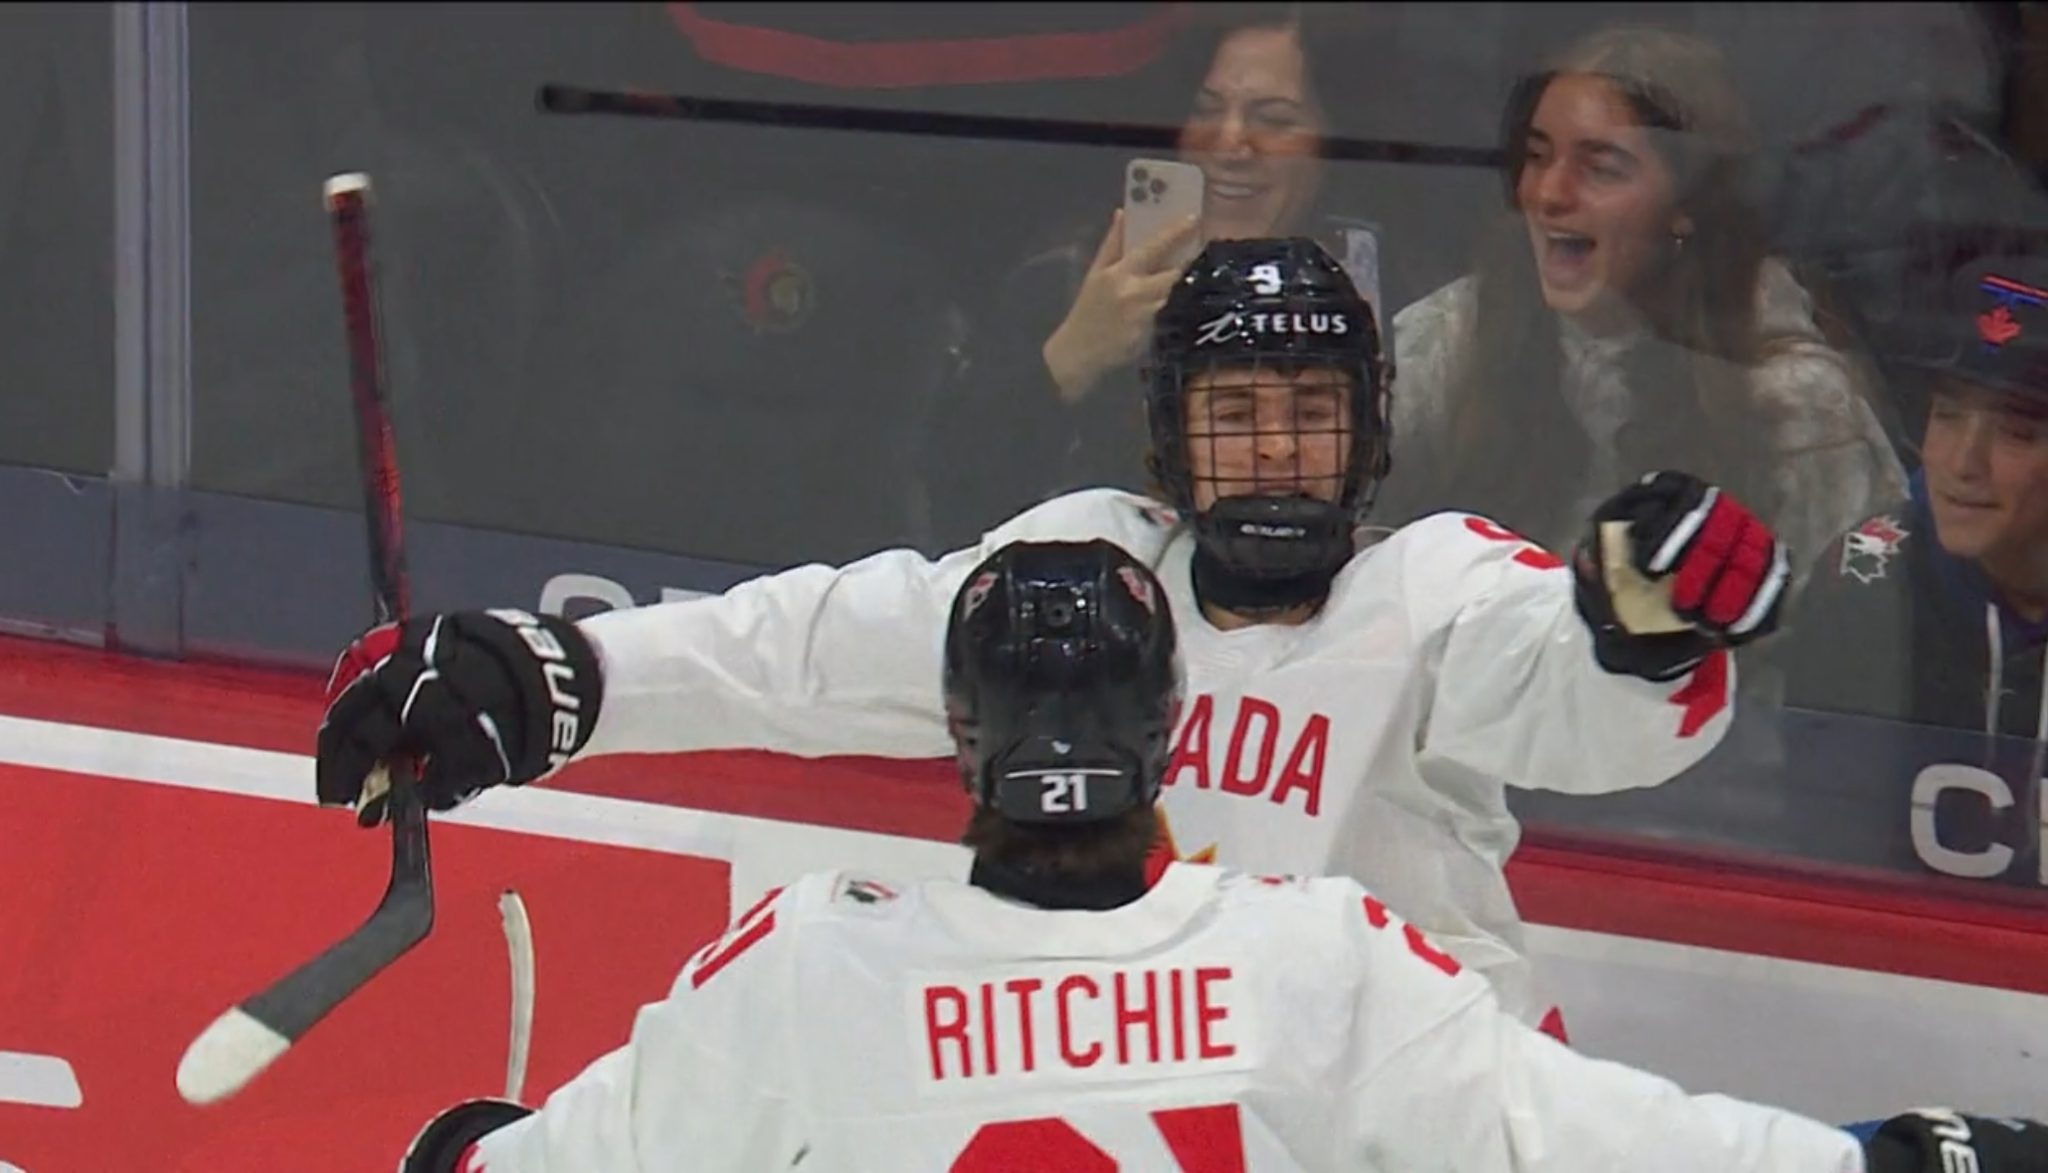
left=1338, top=224, right=1387, bottom=338
left=1123, top=158, right=1205, bottom=271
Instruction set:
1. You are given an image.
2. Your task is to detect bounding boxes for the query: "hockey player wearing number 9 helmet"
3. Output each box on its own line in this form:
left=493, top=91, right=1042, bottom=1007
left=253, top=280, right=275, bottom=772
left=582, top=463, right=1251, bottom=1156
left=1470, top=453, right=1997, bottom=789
left=317, top=236, right=1795, bottom=1031
left=395, top=540, right=2045, bottom=1173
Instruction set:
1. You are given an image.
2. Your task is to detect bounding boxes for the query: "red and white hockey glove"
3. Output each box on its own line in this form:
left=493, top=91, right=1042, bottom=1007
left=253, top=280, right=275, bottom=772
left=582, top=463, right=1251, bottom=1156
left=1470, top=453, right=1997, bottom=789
left=1571, top=471, right=1789, bottom=681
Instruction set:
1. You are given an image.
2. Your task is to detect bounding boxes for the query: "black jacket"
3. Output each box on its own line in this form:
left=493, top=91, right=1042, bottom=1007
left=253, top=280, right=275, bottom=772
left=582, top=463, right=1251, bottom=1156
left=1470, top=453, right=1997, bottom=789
left=1784, top=472, right=2048, bottom=743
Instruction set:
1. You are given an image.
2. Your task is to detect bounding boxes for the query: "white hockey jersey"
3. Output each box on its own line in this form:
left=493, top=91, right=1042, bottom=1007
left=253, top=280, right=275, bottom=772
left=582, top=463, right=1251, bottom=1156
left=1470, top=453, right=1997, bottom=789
left=468, top=864, right=1860, bottom=1172
left=572, top=489, right=1735, bottom=1021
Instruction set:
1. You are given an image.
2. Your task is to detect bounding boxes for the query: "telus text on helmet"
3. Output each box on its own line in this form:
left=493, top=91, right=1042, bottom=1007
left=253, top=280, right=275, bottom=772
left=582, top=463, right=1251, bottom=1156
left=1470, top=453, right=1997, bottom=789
left=1193, top=312, right=1352, bottom=348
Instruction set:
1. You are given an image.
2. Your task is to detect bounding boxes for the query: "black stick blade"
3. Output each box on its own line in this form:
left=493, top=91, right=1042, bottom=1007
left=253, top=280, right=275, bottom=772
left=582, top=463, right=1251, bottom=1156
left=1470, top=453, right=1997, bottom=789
left=176, top=773, right=432, bottom=1105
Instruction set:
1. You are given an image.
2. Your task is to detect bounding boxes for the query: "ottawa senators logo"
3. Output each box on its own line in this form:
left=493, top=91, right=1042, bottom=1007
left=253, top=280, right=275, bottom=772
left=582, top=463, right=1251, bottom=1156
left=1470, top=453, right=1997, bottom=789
left=724, top=248, right=815, bottom=335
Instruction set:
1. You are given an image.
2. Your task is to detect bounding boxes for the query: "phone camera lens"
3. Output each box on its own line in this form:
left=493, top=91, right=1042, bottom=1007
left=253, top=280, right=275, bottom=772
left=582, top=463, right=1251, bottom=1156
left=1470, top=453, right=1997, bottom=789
left=1149, top=178, right=1167, bottom=195
left=1130, top=186, right=1149, bottom=203
left=1132, top=166, right=1150, bottom=182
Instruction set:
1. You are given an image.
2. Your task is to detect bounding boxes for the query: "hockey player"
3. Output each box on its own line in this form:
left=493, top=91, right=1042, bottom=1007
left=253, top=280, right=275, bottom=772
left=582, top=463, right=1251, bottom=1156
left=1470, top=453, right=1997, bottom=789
left=392, top=539, right=2042, bottom=1172
left=318, top=236, right=1790, bottom=1027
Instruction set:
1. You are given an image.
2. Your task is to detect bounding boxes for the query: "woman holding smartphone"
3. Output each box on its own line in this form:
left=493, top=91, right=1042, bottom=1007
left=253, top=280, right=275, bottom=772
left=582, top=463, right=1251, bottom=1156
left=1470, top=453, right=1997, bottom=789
left=934, top=5, right=1434, bottom=543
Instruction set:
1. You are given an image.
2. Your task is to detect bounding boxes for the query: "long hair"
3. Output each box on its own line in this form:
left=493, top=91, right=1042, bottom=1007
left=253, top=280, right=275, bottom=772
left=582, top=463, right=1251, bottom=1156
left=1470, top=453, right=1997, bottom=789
left=1013, top=4, right=1350, bottom=340
left=960, top=804, right=1163, bottom=882
left=1440, top=26, right=1794, bottom=545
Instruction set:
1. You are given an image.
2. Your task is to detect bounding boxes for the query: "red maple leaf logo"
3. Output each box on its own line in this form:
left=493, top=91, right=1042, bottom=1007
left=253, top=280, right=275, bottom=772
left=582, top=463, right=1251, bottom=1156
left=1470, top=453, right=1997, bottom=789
left=1858, top=515, right=1905, bottom=546
left=1980, top=305, right=2022, bottom=347
left=1668, top=648, right=1730, bottom=739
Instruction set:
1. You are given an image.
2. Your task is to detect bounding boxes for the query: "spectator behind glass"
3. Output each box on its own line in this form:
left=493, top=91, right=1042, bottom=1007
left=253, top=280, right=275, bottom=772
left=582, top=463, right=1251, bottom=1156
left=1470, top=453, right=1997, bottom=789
left=1377, top=25, right=1905, bottom=579
left=1040, top=8, right=1321, bottom=408
left=935, top=5, right=1410, bottom=544
left=1786, top=254, right=2048, bottom=737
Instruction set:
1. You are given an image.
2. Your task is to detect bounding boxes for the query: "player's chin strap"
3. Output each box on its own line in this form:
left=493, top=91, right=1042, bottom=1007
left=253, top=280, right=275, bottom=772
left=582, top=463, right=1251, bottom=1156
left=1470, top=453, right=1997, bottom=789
left=1190, top=496, right=1354, bottom=618
left=969, top=854, right=1150, bottom=912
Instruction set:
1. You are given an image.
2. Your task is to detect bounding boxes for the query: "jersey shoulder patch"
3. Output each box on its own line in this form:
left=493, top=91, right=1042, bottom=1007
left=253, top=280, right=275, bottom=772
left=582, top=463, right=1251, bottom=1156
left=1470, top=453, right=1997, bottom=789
left=831, top=873, right=904, bottom=907
left=1835, top=512, right=1911, bottom=585
left=1092, top=487, right=1180, bottom=534
left=1126, top=496, right=1181, bottom=531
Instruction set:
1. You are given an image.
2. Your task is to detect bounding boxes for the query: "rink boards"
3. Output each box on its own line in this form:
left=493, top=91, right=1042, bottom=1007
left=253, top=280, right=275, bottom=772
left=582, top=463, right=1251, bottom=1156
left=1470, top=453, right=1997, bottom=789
left=2, top=642, right=2047, bottom=1170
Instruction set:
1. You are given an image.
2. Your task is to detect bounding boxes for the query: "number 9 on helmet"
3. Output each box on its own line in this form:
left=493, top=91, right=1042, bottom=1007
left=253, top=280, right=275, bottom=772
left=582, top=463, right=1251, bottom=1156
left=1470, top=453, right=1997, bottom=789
left=943, top=540, right=1185, bottom=825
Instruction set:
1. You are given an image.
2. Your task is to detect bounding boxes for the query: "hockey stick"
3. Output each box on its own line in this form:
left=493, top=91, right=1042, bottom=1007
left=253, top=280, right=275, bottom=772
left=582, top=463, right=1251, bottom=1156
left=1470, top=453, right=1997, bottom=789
left=176, top=172, right=435, bottom=1106
left=498, top=889, right=536, bottom=1103
left=533, top=83, right=1505, bottom=169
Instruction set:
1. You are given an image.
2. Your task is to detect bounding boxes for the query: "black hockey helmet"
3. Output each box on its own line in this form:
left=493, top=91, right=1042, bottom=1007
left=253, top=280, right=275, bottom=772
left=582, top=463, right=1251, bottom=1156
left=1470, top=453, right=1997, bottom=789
left=943, top=539, right=1184, bottom=825
left=1144, top=237, right=1392, bottom=587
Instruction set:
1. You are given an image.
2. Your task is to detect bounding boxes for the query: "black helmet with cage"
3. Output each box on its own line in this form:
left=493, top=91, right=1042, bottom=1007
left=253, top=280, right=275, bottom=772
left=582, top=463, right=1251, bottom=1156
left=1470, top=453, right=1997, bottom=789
left=1144, top=237, right=1392, bottom=613
left=943, top=539, right=1184, bottom=825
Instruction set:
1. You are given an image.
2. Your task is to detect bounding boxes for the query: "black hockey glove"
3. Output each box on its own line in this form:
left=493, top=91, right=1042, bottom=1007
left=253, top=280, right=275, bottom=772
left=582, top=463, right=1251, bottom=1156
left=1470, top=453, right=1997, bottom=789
left=1862, top=1108, right=2048, bottom=1173
left=400, top=1098, right=534, bottom=1172
left=1571, top=471, right=1790, bottom=681
left=317, top=609, right=603, bottom=826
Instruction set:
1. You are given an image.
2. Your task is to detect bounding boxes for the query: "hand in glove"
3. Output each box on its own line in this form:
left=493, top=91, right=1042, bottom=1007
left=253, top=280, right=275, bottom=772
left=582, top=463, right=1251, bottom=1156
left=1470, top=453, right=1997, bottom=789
left=1572, top=471, right=1790, bottom=681
left=317, top=609, right=604, bottom=826
left=1862, top=1108, right=2048, bottom=1173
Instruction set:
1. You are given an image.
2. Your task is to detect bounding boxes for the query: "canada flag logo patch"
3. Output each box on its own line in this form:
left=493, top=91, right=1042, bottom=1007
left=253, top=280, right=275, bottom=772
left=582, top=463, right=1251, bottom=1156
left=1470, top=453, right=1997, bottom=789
left=1980, top=305, right=2022, bottom=348
left=1978, top=272, right=2045, bottom=349
left=837, top=877, right=899, bottom=905
left=1840, top=514, right=1908, bottom=584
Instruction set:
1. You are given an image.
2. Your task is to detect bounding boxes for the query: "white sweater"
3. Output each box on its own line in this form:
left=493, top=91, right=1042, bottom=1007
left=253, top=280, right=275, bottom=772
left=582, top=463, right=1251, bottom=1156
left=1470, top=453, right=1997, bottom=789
left=1379, top=259, right=1907, bottom=579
